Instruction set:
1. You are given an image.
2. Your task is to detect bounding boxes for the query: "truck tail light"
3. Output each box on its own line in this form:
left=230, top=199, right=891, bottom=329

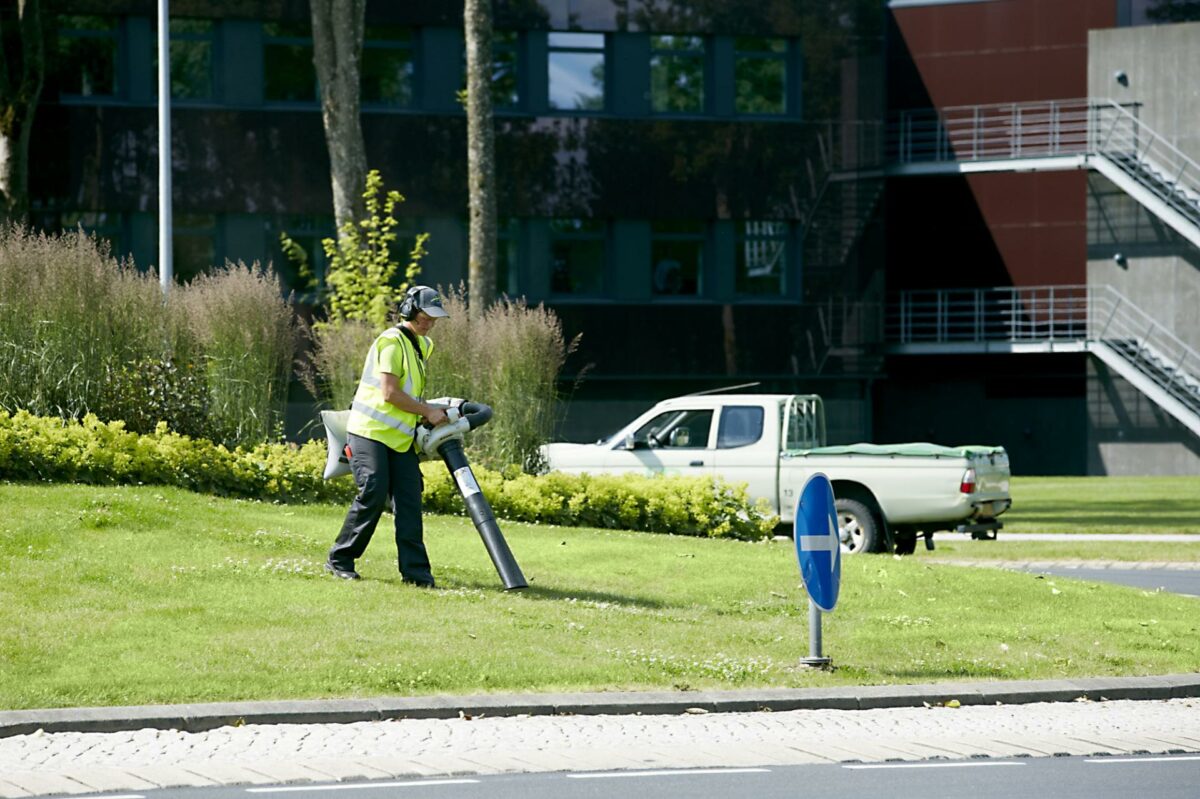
left=960, top=468, right=977, bottom=494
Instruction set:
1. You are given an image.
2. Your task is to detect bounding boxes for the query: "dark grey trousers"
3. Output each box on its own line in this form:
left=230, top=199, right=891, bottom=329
left=329, top=433, right=433, bottom=585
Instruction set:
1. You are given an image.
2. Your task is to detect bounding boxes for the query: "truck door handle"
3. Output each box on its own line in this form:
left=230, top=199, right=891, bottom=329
left=689, top=460, right=704, bottom=466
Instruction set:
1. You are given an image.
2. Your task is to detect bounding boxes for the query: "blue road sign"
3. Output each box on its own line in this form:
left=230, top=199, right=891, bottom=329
left=794, top=472, right=841, bottom=612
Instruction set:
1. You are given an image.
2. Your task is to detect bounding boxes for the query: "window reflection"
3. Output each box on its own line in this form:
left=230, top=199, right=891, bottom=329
left=651, top=220, right=704, bottom=296
left=56, top=16, right=118, bottom=97
left=363, top=27, right=414, bottom=106
left=497, top=218, right=520, bottom=295
left=734, top=37, right=786, bottom=115
left=263, top=21, right=315, bottom=102
left=736, top=220, right=787, bottom=295
left=550, top=218, right=605, bottom=294
left=548, top=32, right=604, bottom=111
left=150, top=19, right=214, bottom=101
left=172, top=213, right=218, bottom=283
left=650, top=35, right=705, bottom=114
left=492, top=30, right=520, bottom=108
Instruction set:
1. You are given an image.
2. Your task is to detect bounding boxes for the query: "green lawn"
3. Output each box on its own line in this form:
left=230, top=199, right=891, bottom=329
left=1, top=481, right=1197, bottom=711
left=1003, top=476, right=1200, bottom=534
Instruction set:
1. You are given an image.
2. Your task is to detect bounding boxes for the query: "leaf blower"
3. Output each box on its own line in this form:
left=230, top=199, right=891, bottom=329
left=416, top=398, right=528, bottom=591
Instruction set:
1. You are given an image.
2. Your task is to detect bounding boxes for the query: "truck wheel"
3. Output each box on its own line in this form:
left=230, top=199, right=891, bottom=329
left=835, top=498, right=882, bottom=554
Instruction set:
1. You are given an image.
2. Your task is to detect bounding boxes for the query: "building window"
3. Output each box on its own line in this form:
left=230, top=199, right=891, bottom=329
left=497, top=219, right=519, bottom=296
left=550, top=218, right=605, bottom=294
left=173, top=213, right=218, bottom=283
left=461, top=30, right=521, bottom=110
left=44, top=211, right=127, bottom=260
left=159, top=19, right=214, bottom=101
left=362, top=26, right=415, bottom=106
left=263, top=21, right=315, bottom=102
left=492, top=30, right=520, bottom=108
left=736, top=220, right=787, bottom=295
left=56, top=15, right=119, bottom=98
left=272, top=215, right=334, bottom=298
left=548, top=32, right=604, bottom=111
left=650, top=35, right=705, bottom=114
left=734, top=37, right=787, bottom=115
left=651, top=220, right=704, bottom=296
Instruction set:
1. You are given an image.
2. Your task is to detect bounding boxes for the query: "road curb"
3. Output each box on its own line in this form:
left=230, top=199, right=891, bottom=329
left=2, top=674, right=1198, bottom=739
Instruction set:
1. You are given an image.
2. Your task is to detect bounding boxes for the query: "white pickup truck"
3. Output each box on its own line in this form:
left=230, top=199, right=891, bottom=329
left=541, top=393, right=1012, bottom=554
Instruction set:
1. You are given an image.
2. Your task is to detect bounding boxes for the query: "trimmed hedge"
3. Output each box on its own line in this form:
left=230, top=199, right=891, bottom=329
left=0, top=411, right=776, bottom=540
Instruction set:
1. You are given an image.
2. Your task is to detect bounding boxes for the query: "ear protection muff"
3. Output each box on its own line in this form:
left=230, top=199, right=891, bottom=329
left=399, top=286, right=421, bottom=320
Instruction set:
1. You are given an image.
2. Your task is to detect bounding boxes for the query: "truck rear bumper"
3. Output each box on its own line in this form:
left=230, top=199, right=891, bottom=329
left=956, top=518, right=1003, bottom=539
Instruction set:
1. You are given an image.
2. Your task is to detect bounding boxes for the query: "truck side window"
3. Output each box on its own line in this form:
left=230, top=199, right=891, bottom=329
left=717, top=406, right=763, bottom=448
left=632, top=409, right=713, bottom=448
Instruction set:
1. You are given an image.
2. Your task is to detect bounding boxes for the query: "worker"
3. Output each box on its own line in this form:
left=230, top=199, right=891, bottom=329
left=325, top=285, right=450, bottom=586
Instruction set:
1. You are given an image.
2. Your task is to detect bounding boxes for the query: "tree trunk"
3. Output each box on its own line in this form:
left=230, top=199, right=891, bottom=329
left=0, top=0, right=45, bottom=225
left=464, top=0, right=498, bottom=317
left=310, top=0, right=367, bottom=238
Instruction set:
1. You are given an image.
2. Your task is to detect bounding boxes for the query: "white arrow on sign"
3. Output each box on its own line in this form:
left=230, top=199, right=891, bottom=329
left=797, top=515, right=839, bottom=576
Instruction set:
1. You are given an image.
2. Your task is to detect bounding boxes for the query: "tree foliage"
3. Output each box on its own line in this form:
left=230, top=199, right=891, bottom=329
left=320, top=169, right=427, bottom=328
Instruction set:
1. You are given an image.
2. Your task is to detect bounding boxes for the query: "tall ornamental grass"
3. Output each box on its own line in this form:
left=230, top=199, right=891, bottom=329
left=178, top=262, right=299, bottom=446
left=0, top=226, right=170, bottom=420
left=0, top=226, right=297, bottom=447
left=426, top=288, right=574, bottom=472
left=298, top=318, right=378, bottom=413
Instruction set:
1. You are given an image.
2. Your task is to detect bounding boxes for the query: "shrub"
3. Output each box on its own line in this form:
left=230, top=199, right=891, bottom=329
left=290, top=170, right=432, bottom=412
left=0, top=410, right=776, bottom=539
left=425, top=287, right=576, bottom=473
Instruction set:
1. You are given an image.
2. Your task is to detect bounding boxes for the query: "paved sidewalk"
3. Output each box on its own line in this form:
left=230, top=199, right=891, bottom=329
left=1, top=675, right=1198, bottom=797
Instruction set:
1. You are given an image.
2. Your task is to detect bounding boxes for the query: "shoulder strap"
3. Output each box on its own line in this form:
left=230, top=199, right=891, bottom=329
left=398, top=325, right=425, bottom=361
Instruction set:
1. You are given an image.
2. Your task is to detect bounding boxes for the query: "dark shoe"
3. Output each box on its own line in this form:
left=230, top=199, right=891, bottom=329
left=324, top=561, right=360, bottom=580
left=402, top=578, right=436, bottom=589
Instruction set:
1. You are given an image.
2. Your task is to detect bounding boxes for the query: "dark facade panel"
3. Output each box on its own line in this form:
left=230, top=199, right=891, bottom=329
left=34, top=106, right=862, bottom=225
left=890, top=0, right=1115, bottom=107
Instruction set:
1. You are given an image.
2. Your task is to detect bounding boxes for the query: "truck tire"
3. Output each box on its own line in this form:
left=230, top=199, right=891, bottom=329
left=835, top=497, right=882, bottom=554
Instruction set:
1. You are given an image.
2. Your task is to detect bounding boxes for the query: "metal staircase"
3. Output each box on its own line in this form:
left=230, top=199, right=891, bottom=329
left=887, top=99, right=1200, bottom=249
left=888, top=285, right=1200, bottom=438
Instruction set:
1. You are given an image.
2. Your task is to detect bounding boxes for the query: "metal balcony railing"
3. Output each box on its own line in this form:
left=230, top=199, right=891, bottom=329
left=888, top=285, right=1200, bottom=434
left=887, top=99, right=1200, bottom=247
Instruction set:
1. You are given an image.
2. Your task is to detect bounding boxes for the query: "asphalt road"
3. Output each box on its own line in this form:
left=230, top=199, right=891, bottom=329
left=1019, top=566, right=1200, bottom=597
left=89, top=754, right=1200, bottom=799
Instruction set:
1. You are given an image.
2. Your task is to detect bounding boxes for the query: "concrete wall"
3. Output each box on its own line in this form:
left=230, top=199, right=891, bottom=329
left=1087, top=359, right=1200, bottom=475
left=1086, top=21, right=1200, bottom=473
left=1089, top=22, right=1200, bottom=159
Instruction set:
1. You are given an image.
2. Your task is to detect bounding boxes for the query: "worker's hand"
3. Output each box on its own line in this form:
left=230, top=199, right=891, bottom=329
left=423, top=405, right=449, bottom=427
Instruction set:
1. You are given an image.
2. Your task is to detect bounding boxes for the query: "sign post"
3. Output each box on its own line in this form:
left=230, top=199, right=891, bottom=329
left=793, top=472, right=841, bottom=668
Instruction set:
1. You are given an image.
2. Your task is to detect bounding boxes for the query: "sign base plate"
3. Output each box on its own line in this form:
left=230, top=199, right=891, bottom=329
left=798, top=656, right=833, bottom=669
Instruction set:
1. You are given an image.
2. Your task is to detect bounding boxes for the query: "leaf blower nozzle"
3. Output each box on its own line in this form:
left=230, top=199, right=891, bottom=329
left=417, top=398, right=527, bottom=590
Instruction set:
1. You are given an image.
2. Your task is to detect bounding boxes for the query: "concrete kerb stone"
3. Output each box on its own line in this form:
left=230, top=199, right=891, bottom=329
left=2, top=674, right=1198, bottom=739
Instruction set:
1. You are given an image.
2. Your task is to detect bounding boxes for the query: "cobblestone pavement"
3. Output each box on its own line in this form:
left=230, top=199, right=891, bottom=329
left=2, top=698, right=1198, bottom=797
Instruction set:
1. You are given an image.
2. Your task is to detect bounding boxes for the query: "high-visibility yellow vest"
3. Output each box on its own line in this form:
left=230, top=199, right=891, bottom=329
left=346, top=326, right=433, bottom=452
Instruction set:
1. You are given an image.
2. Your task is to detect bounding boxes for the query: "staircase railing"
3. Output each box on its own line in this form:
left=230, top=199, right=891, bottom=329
left=888, top=284, right=1200, bottom=419
left=1089, top=100, right=1200, bottom=225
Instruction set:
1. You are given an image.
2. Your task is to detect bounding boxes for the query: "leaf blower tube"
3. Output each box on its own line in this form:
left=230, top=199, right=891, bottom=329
left=416, top=399, right=527, bottom=590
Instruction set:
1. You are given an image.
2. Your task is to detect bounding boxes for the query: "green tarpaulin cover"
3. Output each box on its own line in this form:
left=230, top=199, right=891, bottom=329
left=784, top=442, right=1005, bottom=459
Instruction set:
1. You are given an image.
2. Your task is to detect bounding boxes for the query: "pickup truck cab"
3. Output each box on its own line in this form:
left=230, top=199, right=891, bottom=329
left=541, top=393, right=1011, bottom=554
